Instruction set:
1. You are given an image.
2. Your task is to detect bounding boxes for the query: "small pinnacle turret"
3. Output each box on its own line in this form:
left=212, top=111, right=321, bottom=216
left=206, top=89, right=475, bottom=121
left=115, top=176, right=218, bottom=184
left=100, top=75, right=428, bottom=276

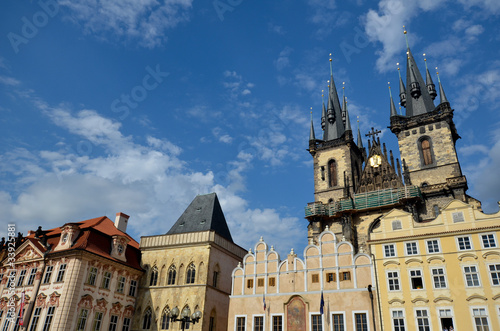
left=389, top=83, right=398, bottom=118
left=424, top=54, right=437, bottom=100
left=309, top=111, right=316, bottom=142
left=436, top=68, right=449, bottom=104
left=344, top=97, right=352, bottom=132
left=398, top=64, right=407, bottom=108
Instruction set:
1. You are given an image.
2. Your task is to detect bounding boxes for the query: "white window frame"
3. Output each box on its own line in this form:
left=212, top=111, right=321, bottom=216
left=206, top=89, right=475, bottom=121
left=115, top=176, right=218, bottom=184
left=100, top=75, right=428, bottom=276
left=270, top=313, right=284, bottom=331
left=405, top=241, right=419, bottom=256
left=387, top=270, right=401, bottom=291
left=56, top=264, right=67, bottom=282
left=409, top=269, right=425, bottom=290
left=430, top=267, right=447, bottom=289
left=352, top=310, right=370, bottom=331
left=235, top=315, right=247, bottom=331
left=487, top=263, right=500, bottom=286
left=471, top=306, right=491, bottom=331
left=252, top=314, right=265, bottom=331
left=330, top=311, right=346, bottom=331
left=456, top=236, right=473, bottom=251
left=390, top=309, right=406, bottom=331
left=414, top=308, right=431, bottom=331
left=425, top=239, right=441, bottom=254
left=463, top=265, right=481, bottom=287
left=481, top=233, right=497, bottom=249
left=384, top=244, right=396, bottom=258
left=436, top=307, right=455, bottom=331
left=27, top=268, right=37, bottom=286
left=309, top=312, right=324, bottom=331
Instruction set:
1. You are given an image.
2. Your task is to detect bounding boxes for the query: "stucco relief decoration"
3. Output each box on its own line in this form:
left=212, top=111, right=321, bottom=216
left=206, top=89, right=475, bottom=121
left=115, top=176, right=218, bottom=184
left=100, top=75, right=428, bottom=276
left=36, top=293, right=47, bottom=308
left=48, top=292, right=61, bottom=307
left=78, top=295, right=94, bottom=311
left=0, top=297, right=8, bottom=310
left=35, top=270, right=43, bottom=280
left=123, top=305, right=134, bottom=318
left=110, top=302, right=123, bottom=317
left=95, top=298, right=108, bottom=314
left=17, top=247, right=40, bottom=261
left=287, top=297, right=306, bottom=331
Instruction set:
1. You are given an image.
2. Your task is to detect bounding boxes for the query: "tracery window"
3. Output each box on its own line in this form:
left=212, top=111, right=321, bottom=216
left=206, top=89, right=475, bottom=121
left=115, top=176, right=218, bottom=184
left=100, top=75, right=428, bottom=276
left=150, top=267, right=158, bottom=286
left=420, top=138, right=433, bottom=165
left=328, top=159, right=337, bottom=187
left=167, top=265, right=176, bottom=285
left=186, top=263, right=196, bottom=284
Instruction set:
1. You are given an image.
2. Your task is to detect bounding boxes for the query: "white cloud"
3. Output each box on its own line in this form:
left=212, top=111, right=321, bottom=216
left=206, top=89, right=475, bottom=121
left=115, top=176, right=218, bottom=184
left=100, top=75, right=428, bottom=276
left=275, top=47, right=293, bottom=71
left=59, top=0, right=193, bottom=48
left=0, top=76, right=21, bottom=86
left=457, top=0, right=500, bottom=14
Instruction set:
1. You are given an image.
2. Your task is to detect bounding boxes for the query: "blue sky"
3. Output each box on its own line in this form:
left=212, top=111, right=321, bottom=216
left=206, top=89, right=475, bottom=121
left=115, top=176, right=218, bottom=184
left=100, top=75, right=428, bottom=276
left=1, top=0, right=499, bottom=257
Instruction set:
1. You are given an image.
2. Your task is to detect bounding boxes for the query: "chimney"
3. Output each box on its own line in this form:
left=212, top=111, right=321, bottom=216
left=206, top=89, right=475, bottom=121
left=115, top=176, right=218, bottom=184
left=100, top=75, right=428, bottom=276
left=114, top=212, right=130, bottom=232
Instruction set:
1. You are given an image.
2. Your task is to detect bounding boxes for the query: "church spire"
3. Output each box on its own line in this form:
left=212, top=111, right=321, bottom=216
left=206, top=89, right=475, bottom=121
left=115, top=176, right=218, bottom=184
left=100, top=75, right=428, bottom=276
left=324, top=54, right=345, bottom=141
left=436, top=67, right=449, bottom=104
left=344, top=97, right=352, bottom=131
left=321, top=90, right=326, bottom=130
left=423, top=54, right=437, bottom=100
left=397, top=63, right=406, bottom=108
left=389, top=82, right=398, bottom=117
left=309, top=109, right=316, bottom=142
left=357, top=117, right=364, bottom=150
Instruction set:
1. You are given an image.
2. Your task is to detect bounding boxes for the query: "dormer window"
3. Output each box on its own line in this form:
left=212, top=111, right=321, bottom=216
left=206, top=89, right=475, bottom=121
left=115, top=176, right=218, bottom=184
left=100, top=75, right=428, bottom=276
left=111, top=235, right=130, bottom=262
left=54, top=223, right=80, bottom=252
left=61, top=233, right=69, bottom=244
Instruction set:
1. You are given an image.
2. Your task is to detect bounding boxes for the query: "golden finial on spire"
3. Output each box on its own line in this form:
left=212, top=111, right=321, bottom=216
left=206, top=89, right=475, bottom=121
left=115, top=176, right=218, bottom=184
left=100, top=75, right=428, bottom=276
left=435, top=66, right=441, bottom=82
left=403, top=26, right=409, bottom=49
left=397, top=62, right=400, bottom=71
left=423, top=53, right=429, bottom=71
left=329, top=53, right=333, bottom=76
left=388, top=82, right=393, bottom=98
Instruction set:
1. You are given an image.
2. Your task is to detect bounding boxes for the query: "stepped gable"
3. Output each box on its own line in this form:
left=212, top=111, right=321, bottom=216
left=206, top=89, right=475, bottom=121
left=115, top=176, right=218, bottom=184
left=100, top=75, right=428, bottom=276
left=166, top=192, right=234, bottom=243
left=357, top=135, right=403, bottom=194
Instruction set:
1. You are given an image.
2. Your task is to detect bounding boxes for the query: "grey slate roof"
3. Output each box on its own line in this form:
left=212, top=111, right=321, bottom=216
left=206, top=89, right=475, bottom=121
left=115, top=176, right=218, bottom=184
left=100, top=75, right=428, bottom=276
left=166, top=192, right=234, bottom=242
left=323, top=74, right=345, bottom=141
left=405, top=48, right=435, bottom=117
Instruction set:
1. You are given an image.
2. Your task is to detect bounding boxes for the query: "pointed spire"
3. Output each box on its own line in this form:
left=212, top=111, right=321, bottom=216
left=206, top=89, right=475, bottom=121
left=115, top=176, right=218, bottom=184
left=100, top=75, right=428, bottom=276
left=423, top=54, right=437, bottom=100
left=356, top=116, right=365, bottom=156
left=408, top=52, right=421, bottom=99
left=397, top=63, right=407, bottom=108
left=436, top=67, right=449, bottom=104
left=324, top=53, right=345, bottom=141
left=309, top=109, right=316, bottom=141
left=321, top=90, right=326, bottom=130
left=343, top=83, right=352, bottom=132
left=389, top=82, right=398, bottom=117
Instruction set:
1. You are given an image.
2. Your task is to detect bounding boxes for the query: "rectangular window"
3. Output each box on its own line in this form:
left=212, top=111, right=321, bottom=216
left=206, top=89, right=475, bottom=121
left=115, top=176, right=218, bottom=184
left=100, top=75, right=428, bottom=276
left=122, top=318, right=131, bottom=331
left=27, top=268, right=37, bottom=286
left=92, top=311, right=103, bottom=331
left=209, top=316, right=214, bottom=331
left=87, top=267, right=98, bottom=285
left=236, top=316, right=246, bottom=331
left=13, top=309, right=25, bottom=331
left=269, top=277, right=276, bottom=287
left=56, top=264, right=67, bottom=282
left=482, top=234, right=497, bottom=248
left=213, top=271, right=219, bottom=287
left=42, top=306, right=55, bottom=331
left=405, top=242, right=418, bottom=255
left=7, top=271, right=16, bottom=288
left=387, top=271, right=400, bottom=291
left=416, top=309, right=430, bottom=331
left=29, top=307, right=42, bottom=331
left=116, top=276, right=126, bottom=293
left=392, top=220, right=402, bottom=230
left=326, top=273, right=336, bottom=283
left=76, top=309, right=89, bottom=331
left=311, top=314, right=322, bottom=331
left=16, top=270, right=27, bottom=287
left=272, top=315, right=282, bottom=331
left=43, top=266, right=53, bottom=284
left=312, top=274, right=319, bottom=283
left=257, top=278, right=264, bottom=287
left=129, top=280, right=137, bottom=296
left=332, top=314, right=344, bottom=331
left=354, top=313, right=368, bottom=331
left=101, top=271, right=111, bottom=289
left=452, top=211, right=464, bottom=223
left=109, top=315, right=118, bottom=331
left=426, top=239, right=440, bottom=253
left=340, top=272, right=351, bottom=281
left=410, top=270, right=424, bottom=290
left=432, top=268, right=447, bottom=289
left=489, top=264, right=500, bottom=285
left=253, top=316, right=263, bottom=331
left=392, top=310, right=405, bottom=331
left=457, top=236, right=472, bottom=250
left=2, top=318, right=11, bottom=331
left=472, top=308, right=489, bottom=331
left=247, top=279, right=254, bottom=288
left=464, top=266, right=481, bottom=287
left=384, top=244, right=396, bottom=257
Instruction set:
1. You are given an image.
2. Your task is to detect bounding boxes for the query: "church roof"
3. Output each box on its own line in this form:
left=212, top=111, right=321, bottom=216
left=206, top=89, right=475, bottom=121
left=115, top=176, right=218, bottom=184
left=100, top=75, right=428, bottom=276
left=166, top=192, right=234, bottom=242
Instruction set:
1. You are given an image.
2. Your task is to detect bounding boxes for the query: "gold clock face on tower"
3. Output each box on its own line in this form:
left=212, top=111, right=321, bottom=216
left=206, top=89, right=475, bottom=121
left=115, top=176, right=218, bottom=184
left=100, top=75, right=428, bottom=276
left=369, top=155, right=382, bottom=168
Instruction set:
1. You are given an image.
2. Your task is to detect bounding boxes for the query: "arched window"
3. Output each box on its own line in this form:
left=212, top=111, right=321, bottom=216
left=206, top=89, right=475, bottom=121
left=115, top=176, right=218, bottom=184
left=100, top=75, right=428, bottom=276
left=161, top=307, right=170, bottom=330
left=186, top=263, right=196, bottom=284
left=142, top=308, right=152, bottom=330
left=209, top=309, right=216, bottom=331
left=149, top=267, right=158, bottom=287
left=420, top=138, right=433, bottom=165
left=213, top=264, right=220, bottom=288
left=167, top=265, right=176, bottom=285
left=328, top=160, right=337, bottom=187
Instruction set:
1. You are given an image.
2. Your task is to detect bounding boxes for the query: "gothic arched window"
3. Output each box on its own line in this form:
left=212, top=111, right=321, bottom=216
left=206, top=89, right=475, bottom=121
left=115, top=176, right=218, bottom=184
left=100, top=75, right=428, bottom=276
left=186, top=263, right=196, bottom=284
left=328, top=160, right=337, bottom=187
left=143, top=308, right=152, bottom=330
left=167, top=265, right=176, bottom=285
left=161, top=307, right=170, bottom=330
left=420, top=138, right=433, bottom=165
left=149, top=267, right=158, bottom=287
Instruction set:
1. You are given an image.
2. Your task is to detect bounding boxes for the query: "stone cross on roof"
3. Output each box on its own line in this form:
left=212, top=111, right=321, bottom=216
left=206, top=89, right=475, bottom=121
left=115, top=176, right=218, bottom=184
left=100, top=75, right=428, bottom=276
left=365, top=127, right=381, bottom=139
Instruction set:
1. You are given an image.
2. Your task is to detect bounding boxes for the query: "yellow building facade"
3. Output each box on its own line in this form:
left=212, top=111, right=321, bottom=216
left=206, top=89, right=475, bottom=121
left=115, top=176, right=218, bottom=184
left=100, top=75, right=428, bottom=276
left=370, top=200, right=500, bottom=331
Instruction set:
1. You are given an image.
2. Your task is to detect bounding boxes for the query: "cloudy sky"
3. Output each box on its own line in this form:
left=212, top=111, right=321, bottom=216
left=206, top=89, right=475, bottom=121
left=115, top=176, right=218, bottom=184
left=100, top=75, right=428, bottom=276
left=1, top=0, right=499, bottom=257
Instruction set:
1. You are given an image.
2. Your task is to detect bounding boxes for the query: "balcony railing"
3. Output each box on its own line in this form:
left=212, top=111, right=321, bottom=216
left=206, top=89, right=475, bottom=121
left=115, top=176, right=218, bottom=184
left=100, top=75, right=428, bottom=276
left=305, top=185, right=422, bottom=217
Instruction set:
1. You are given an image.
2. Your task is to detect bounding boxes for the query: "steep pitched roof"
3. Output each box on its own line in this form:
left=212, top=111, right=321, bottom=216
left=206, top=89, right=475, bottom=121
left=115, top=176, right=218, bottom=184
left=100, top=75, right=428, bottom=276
left=166, top=192, right=234, bottom=242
